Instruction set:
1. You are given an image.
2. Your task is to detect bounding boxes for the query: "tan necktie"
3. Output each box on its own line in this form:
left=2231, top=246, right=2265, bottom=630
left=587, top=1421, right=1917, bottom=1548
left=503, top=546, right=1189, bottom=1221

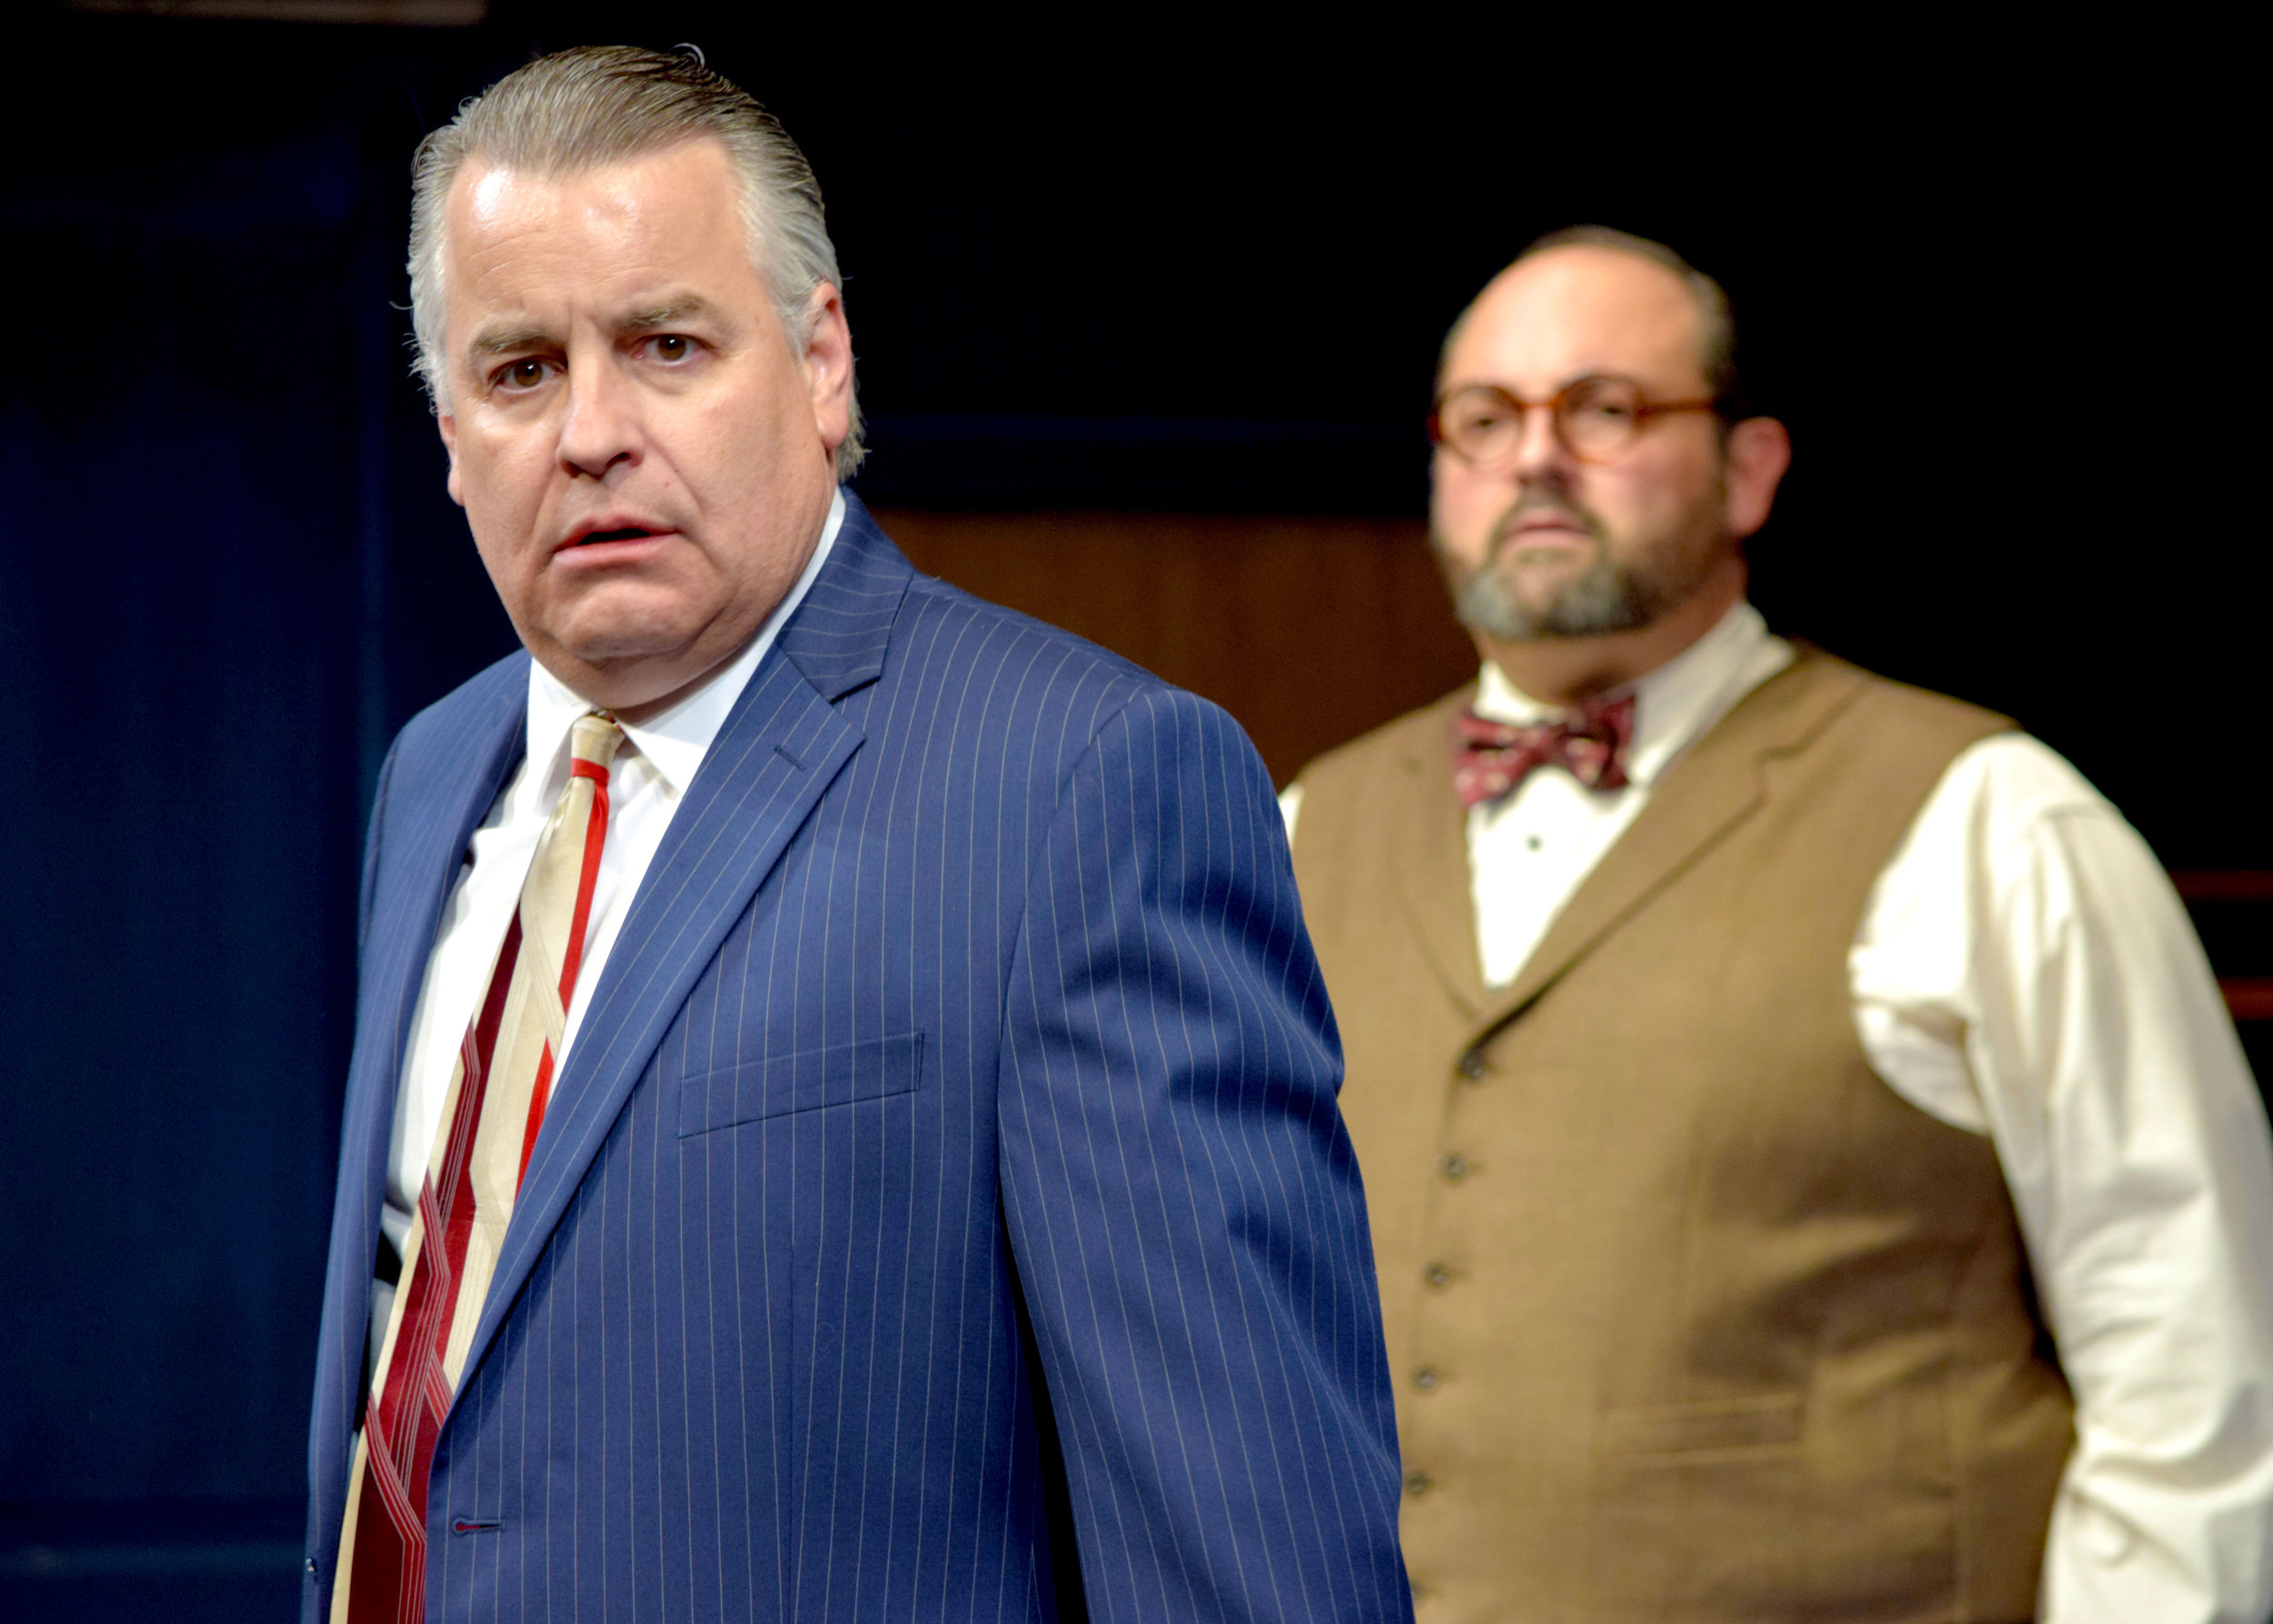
left=333, top=711, right=626, bottom=1623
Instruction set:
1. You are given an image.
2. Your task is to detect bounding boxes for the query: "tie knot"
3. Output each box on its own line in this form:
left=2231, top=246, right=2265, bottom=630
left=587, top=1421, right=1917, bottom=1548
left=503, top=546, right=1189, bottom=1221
left=1450, top=692, right=1636, bottom=808
left=568, top=711, right=625, bottom=775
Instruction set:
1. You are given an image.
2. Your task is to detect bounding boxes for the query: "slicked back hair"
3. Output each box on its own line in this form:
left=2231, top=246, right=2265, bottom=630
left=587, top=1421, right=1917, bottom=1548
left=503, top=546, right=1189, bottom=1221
left=1444, top=225, right=1747, bottom=423
left=407, top=44, right=864, bottom=476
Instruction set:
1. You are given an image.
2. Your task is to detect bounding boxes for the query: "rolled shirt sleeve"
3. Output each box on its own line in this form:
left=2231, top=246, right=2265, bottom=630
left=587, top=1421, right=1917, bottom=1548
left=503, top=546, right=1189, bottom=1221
left=1852, top=733, right=2273, bottom=1624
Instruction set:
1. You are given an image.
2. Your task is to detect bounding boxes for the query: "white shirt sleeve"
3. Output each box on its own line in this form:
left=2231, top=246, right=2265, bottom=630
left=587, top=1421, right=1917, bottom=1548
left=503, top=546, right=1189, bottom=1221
left=1851, top=734, right=2273, bottom=1624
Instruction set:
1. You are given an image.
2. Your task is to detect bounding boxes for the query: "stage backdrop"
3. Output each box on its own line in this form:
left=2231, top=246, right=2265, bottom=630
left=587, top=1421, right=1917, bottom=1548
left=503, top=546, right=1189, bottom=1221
left=0, top=9, right=2263, bottom=1620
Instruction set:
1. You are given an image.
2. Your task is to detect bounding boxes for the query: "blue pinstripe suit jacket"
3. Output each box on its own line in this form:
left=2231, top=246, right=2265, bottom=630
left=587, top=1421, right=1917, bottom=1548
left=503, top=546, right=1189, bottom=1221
left=304, top=495, right=1413, bottom=1622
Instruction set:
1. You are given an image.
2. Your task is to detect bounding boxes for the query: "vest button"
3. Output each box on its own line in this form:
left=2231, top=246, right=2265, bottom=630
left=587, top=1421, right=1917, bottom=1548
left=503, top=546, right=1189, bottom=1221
left=1440, top=1154, right=1471, bottom=1182
left=1456, top=1051, right=1488, bottom=1080
left=1404, top=1469, right=1435, bottom=1498
left=1412, top=1365, right=1442, bottom=1392
left=1422, top=1260, right=1452, bottom=1288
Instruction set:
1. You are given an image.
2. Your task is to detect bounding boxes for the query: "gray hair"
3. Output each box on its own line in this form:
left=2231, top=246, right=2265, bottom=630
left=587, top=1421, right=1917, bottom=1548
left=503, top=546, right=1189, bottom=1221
left=406, top=44, right=865, bottom=476
left=1444, top=225, right=1746, bottom=420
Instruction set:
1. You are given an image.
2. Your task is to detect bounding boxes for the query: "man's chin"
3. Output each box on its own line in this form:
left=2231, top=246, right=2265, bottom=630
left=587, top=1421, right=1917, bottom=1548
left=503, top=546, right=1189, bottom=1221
left=1457, top=562, right=1644, bottom=643
left=537, top=586, right=711, bottom=662
left=527, top=619, right=714, bottom=705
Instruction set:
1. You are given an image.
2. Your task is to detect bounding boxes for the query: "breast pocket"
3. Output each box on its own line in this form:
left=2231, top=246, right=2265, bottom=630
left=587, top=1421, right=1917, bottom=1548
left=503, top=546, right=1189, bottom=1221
left=676, top=1032, right=926, bottom=1137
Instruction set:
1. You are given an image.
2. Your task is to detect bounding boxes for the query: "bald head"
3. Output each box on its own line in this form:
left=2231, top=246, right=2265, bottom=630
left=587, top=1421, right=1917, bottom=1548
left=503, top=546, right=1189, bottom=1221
left=1446, top=245, right=1716, bottom=408
left=1441, top=227, right=1737, bottom=413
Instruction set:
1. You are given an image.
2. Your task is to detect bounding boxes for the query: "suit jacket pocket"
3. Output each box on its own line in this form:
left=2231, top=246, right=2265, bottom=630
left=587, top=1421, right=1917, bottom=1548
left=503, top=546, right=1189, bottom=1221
left=676, top=1032, right=926, bottom=1137
left=1597, top=1392, right=1803, bottom=1465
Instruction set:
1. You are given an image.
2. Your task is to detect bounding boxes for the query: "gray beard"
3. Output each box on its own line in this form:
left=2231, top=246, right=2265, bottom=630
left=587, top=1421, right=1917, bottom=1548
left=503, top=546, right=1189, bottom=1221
left=1440, top=486, right=1727, bottom=642
left=1451, top=545, right=1652, bottom=640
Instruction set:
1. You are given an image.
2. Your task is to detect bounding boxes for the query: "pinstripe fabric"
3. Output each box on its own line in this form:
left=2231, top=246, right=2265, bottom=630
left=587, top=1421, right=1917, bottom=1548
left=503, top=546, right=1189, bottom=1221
left=305, top=494, right=1413, bottom=1622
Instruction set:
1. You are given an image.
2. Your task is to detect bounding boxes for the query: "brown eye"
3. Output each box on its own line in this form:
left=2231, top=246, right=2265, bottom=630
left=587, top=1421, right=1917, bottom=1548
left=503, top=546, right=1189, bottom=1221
left=1433, top=386, right=1524, bottom=463
left=1565, top=378, right=1639, bottom=423
left=508, top=358, right=546, bottom=388
left=654, top=335, right=689, bottom=361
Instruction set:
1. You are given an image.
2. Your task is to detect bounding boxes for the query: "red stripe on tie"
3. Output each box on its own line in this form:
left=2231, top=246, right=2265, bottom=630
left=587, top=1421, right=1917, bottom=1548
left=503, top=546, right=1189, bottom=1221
left=518, top=758, right=609, bottom=1192
left=516, top=1044, right=555, bottom=1195
left=556, top=762, right=611, bottom=1004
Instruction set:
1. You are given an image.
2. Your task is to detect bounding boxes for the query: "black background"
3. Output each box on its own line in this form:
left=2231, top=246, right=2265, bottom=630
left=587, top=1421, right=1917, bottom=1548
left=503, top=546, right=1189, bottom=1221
left=0, top=5, right=2258, bottom=1613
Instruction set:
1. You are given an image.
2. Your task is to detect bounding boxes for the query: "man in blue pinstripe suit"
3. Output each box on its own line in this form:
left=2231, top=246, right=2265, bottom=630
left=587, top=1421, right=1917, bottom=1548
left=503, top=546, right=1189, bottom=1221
left=302, top=45, right=1412, bottom=1623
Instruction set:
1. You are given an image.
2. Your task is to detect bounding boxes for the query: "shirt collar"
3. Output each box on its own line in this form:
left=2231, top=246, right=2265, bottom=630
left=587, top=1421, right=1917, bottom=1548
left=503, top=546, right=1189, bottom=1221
left=524, top=487, right=846, bottom=796
left=1471, top=599, right=1790, bottom=787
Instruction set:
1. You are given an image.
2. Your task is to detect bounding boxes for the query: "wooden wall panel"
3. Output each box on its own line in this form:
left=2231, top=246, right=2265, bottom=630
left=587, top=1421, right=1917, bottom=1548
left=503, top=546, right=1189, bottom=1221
left=874, top=510, right=1479, bottom=788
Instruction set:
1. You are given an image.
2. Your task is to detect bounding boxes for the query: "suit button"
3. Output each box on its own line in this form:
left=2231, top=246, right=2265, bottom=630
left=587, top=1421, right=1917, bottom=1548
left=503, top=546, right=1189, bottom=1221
left=1456, top=1051, right=1488, bottom=1080
left=1404, top=1469, right=1435, bottom=1498
left=1412, top=1365, right=1442, bottom=1393
left=1422, top=1260, right=1452, bottom=1288
left=1440, top=1154, right=1471, bottom=1183
left=305, top=1558, right=317, bottom=1576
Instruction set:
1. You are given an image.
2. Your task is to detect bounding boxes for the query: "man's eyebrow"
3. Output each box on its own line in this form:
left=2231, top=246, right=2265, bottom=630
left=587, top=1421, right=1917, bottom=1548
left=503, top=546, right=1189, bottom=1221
left=463, top=296, right=724, bottom=361
left=467, top=324, right=556, bottom=358
left=620, top=295, right=719, bottom=330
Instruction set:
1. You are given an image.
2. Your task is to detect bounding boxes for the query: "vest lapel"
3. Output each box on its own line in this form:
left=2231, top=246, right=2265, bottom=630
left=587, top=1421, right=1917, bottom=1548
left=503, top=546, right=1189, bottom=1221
left=1477, top=649, right=1870, bottom=1036
left=1394, top=687, right=1492, bottom=1020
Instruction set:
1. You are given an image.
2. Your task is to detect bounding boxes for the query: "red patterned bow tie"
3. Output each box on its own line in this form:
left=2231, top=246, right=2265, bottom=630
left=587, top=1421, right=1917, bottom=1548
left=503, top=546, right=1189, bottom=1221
left=1449, top=693, right=1637, bottom=807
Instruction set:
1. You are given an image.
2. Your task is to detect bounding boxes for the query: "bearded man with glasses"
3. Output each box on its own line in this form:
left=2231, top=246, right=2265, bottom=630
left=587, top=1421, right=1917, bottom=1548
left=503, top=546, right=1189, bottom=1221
left=1280, top=227, right=2273, bottom=1623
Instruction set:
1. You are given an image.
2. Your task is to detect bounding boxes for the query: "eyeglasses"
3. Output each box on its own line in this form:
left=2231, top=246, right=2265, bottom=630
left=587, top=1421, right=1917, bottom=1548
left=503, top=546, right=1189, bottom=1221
left=1427, top=376, right=1723, bottom=467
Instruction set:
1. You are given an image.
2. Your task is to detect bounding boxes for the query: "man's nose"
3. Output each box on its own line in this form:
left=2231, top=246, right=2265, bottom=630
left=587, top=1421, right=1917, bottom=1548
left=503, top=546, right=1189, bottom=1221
left=556, top=356, right=643, bottom=478
left=1507, top=402, right=1573, bottom=483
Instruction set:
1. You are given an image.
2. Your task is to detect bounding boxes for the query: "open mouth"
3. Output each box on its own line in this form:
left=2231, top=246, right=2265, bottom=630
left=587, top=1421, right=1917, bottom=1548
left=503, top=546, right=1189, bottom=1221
left=576, top=526, right=656, bottom=546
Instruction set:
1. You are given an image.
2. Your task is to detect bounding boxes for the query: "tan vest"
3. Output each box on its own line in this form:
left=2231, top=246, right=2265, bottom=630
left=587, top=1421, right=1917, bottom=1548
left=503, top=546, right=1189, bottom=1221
left=1292, top=649, right=2073, bottom=1624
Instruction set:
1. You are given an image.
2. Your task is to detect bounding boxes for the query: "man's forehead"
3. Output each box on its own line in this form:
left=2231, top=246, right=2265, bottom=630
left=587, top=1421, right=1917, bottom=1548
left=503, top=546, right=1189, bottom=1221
left=1446, top=246, right=1707, bottom=389
left=444, top=142, right=745, bottom=281
left=440, top=143, right=762, bottom=334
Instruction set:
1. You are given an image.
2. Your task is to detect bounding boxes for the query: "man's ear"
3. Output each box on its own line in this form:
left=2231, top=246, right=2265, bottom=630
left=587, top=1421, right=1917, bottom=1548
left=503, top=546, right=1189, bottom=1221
left=1723, top=416, right=1791, bottom=541
left=438, top=410, right=466, bottom=507
left=798, top=283, right=855, bottom=455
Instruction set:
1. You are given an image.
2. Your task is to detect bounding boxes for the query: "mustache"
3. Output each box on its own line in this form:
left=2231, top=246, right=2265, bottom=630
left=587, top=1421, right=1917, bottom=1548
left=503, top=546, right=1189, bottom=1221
left=1490, top=490, right=1606, bottom=551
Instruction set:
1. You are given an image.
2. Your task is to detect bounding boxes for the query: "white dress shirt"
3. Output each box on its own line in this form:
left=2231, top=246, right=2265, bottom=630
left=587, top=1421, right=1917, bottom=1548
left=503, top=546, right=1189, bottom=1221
left=371, top=491, right=844, bottom=1365
left=1282, top=601, right=2273, bottom=1624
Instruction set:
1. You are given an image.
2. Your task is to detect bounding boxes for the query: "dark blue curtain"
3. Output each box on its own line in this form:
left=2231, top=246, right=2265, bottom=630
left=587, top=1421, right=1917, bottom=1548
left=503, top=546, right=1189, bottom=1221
left=0, top=25, right=516, bottom=1549
left=0, top=134, right=366, bottom=1501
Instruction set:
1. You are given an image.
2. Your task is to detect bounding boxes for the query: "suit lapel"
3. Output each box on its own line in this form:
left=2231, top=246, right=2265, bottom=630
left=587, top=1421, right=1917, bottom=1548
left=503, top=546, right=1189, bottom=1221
left=319, top=657, right=525, bottom=1445
left=360, top=667, right=530, bottom=1113
left=1475, top=648, right=1867, bottom=1036
left=460, top=499, right=914, bottom=1386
